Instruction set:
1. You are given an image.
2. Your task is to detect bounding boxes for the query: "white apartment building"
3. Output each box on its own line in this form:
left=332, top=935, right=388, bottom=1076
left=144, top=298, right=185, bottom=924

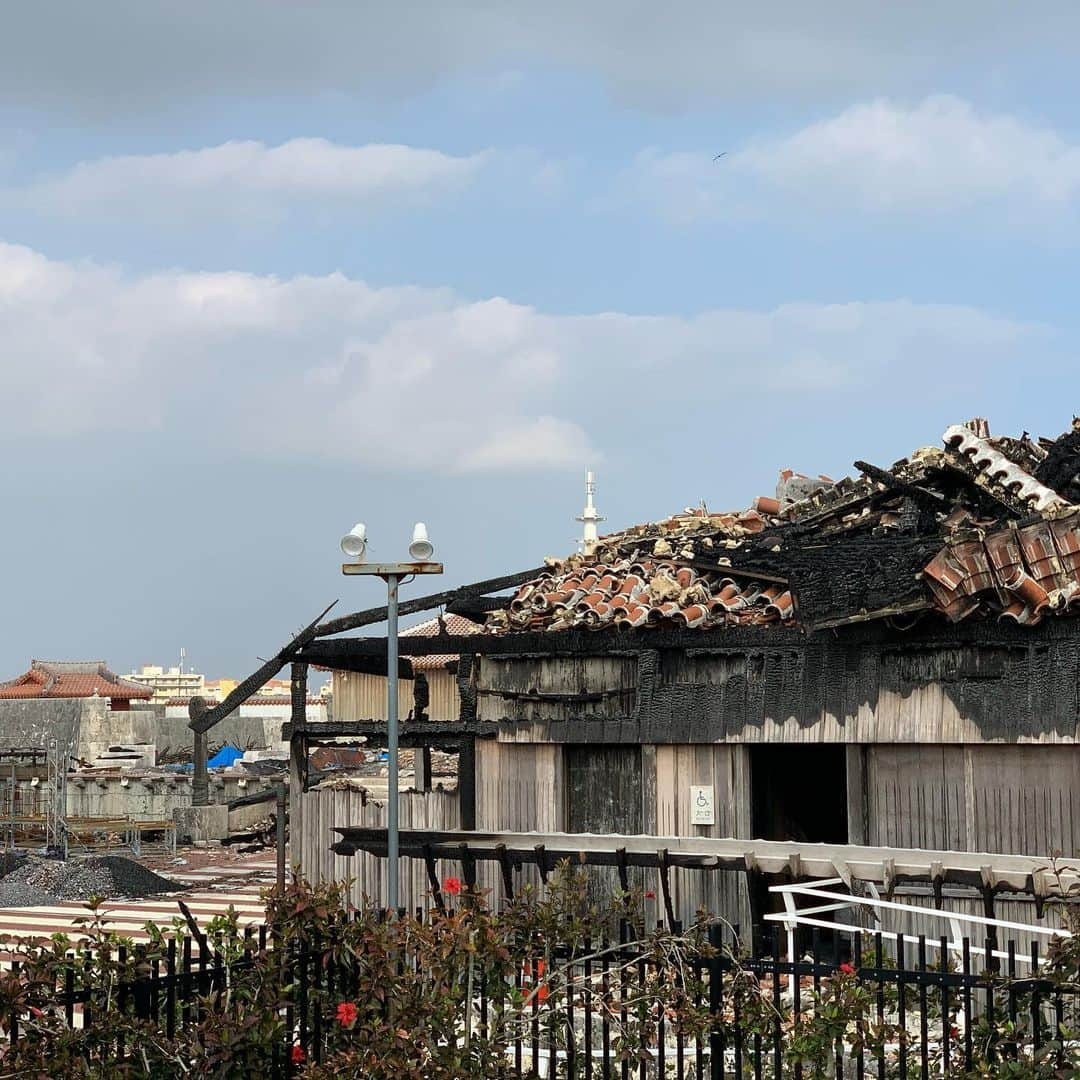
left=126, top=664, right=206, bottom=702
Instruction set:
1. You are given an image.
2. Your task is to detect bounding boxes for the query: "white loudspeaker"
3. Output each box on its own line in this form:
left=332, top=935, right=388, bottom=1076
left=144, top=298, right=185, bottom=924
left=340, top=523, right=368, bottom=558
left=408, top=522, right=434, bottom=561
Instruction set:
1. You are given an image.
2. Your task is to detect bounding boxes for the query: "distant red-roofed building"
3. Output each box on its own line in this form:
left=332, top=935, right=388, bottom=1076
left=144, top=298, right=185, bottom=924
left=0, top=660, right=152, bottom=712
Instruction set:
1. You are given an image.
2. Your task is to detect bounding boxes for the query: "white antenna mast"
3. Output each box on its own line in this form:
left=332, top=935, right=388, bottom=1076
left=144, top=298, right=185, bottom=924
left=576, top=469, right=604, bottom=555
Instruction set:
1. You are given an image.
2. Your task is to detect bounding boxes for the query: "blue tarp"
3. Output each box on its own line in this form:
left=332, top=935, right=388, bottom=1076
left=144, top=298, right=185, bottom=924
left=208, top=745, right=244, bottom=769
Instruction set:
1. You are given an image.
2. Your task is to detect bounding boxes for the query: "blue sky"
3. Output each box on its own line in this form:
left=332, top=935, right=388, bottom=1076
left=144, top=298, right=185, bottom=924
left=2, top=2, right=1080, bottom=678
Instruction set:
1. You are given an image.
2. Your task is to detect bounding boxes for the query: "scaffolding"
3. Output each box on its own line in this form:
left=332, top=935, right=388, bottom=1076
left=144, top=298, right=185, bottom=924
left=0, top=742, right=179, bottom=859
left=45, top=738, right=67, bottom=855
left=0, top=743, right=67, bottom=853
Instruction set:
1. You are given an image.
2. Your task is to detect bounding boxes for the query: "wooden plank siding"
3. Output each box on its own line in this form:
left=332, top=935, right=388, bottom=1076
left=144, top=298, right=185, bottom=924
left=866, top=745, right=1080, bottom=858
left=332, top=669, right=459, bottom=722
left=473, top=740, right=565, bottom=900
left=653, top=744, right=753, bottom=932
left=295, top=785, right=460, bottom=911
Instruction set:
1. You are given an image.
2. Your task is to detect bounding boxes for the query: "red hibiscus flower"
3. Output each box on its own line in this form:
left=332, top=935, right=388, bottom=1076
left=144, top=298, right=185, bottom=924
left=291, top=1044, right=306, bottom=1063
left=839, top=962, right=855, bottom=975
left=336, top=1001, right=358, bottom=1026
left=443, top=876, right=462, bottom=896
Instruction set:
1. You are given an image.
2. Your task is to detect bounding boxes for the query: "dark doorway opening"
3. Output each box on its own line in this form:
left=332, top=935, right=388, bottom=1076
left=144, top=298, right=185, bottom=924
left=751, top=745, right=848, bottom=845
left=750, top=745, right=849, bottom=956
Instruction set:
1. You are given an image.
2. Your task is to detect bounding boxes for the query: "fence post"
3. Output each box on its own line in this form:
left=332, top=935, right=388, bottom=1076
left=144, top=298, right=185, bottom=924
left=708, top=922, right=722, bottom=1080
left=771, top=926, right=783, bottom=1076
left=276, top=783, right=287, bottom=894
left=8, top=960, right=18, bottom=1046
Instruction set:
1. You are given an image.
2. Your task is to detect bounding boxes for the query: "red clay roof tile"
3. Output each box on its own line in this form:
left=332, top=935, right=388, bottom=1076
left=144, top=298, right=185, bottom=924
left=0, top=660, right=152, bottom=701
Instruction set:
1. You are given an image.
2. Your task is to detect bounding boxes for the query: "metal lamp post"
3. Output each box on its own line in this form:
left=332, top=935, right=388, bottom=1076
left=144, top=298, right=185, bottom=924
left=340, top=522, right=442, bottom=910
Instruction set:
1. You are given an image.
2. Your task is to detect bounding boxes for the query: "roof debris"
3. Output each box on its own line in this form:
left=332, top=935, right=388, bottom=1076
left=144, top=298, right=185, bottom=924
left=488, top=417, right=1080, bottom=635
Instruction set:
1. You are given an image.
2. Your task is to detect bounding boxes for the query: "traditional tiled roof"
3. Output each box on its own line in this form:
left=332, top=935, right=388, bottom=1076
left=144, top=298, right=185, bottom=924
left=402, top=614, right=483, bottom=670
left=0, top=660, right=153, bottom=701
left=488, top=418, right=1080, bottom=635
left=502, top=559, right=791, bottom=632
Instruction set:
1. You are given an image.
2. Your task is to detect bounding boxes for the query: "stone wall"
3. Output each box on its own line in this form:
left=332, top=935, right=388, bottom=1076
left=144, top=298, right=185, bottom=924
left=65, top=771, right=272, bottom=821
left=0, top=699, right=155, bottom=762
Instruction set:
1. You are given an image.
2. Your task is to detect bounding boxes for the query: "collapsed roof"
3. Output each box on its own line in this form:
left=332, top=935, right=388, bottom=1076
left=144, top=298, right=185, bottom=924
left=488, top=418, right=1080, bottom=636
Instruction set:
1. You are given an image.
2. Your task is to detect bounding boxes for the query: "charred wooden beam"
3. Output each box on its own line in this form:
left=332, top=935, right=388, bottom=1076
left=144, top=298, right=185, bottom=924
left=853, top=461, right=945, bottom=508
left=682, top=561, right=788, bottom=586
left=314, top=566, right=547, bottom=639
left=496, top=844, right=515, bottom=901
left=940, top=452, right=1032, bottom=517
left=446, top=596, right=512, bottom=618
left=416, top=745, right=433, bottom=792
left=422, top=844, right=445, bottom=914
left=226, top=786, right=279, bottom=812
left=456, top=652, right=476, bottom=725
left=188, top=601, right=336, bottom=735
left=280, top=720, right=498, bottom=740
left=476, top=687, right=625, bottom=703
left=1034, top=423, right=1080, bottom=496
left=459, top=736, right=477, bottom=830
left=299, top=624, right=806, bottom=667
left=321, top=655, right=414, bottom=678
left=290, top=661, right=308, bottom=763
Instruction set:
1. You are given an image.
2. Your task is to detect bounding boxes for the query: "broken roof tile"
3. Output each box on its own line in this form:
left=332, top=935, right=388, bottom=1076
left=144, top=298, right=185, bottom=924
left=488, top=417, right=1080, bottom=637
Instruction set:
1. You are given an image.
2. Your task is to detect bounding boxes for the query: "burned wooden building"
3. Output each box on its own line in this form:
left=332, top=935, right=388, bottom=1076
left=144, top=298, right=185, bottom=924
left=293, top=417, right=1080, bottom=932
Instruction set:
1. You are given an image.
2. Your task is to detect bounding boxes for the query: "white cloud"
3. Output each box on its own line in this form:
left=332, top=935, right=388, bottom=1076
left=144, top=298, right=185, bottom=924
left=739, top=96, right=1080, bottom=208
left=14, top=139, right=489, bottom=222
left=0, top=241, right=1048, bottom=472
left=623, top=96, right=1080, bottom=222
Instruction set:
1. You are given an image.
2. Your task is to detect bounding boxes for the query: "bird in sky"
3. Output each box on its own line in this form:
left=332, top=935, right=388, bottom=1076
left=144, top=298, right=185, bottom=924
left=713, top=152, right=727, bottom=161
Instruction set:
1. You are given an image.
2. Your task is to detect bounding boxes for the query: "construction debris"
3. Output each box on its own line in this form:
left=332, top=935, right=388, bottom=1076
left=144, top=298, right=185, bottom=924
left=488, top=418, right=1080, bottom=635
left=0, top=854, right=183, bottom=907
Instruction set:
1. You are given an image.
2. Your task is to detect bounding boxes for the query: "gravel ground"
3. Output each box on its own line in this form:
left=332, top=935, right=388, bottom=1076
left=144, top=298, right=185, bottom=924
left=0, top=855, right=183, bottom=908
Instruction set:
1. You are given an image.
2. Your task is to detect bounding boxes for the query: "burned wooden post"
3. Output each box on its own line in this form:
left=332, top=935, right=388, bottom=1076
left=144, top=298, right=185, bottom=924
left=188, top=697, right=209, bottom=807
left=416, top=746, right=433, bottom=792
left=458, top=732, right=477, bottom=830
left=275, top=783, right=287, bottom=894
left=412, top=671, right=429, bottom=722
left=289, top=663, right=309, bottom=850
left=412, top=671, right=433, bottom=790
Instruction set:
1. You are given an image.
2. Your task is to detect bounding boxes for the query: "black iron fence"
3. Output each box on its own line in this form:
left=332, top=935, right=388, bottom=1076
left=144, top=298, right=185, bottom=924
left=4, top=919, right=1078, bottom=1077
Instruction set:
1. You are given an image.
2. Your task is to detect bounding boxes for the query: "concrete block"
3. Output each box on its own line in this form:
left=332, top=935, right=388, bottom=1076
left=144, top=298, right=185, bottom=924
left=173, top=804, right=228, bottom=843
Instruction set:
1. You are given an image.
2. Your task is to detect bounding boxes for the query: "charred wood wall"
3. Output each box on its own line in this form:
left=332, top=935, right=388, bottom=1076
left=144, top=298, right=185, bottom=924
left=475, top=620, right=1080, bottom=744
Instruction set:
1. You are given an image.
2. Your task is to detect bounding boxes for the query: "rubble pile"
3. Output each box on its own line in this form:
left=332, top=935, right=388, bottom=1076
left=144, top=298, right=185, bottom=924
left=488, top=418, right=1080, bottom=635
left=0, top=854, right=182, bottom=907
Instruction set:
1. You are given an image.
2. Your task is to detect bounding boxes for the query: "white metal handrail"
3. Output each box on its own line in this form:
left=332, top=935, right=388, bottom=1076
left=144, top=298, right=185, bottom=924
left=766, top=879, right=1072, bottom=970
